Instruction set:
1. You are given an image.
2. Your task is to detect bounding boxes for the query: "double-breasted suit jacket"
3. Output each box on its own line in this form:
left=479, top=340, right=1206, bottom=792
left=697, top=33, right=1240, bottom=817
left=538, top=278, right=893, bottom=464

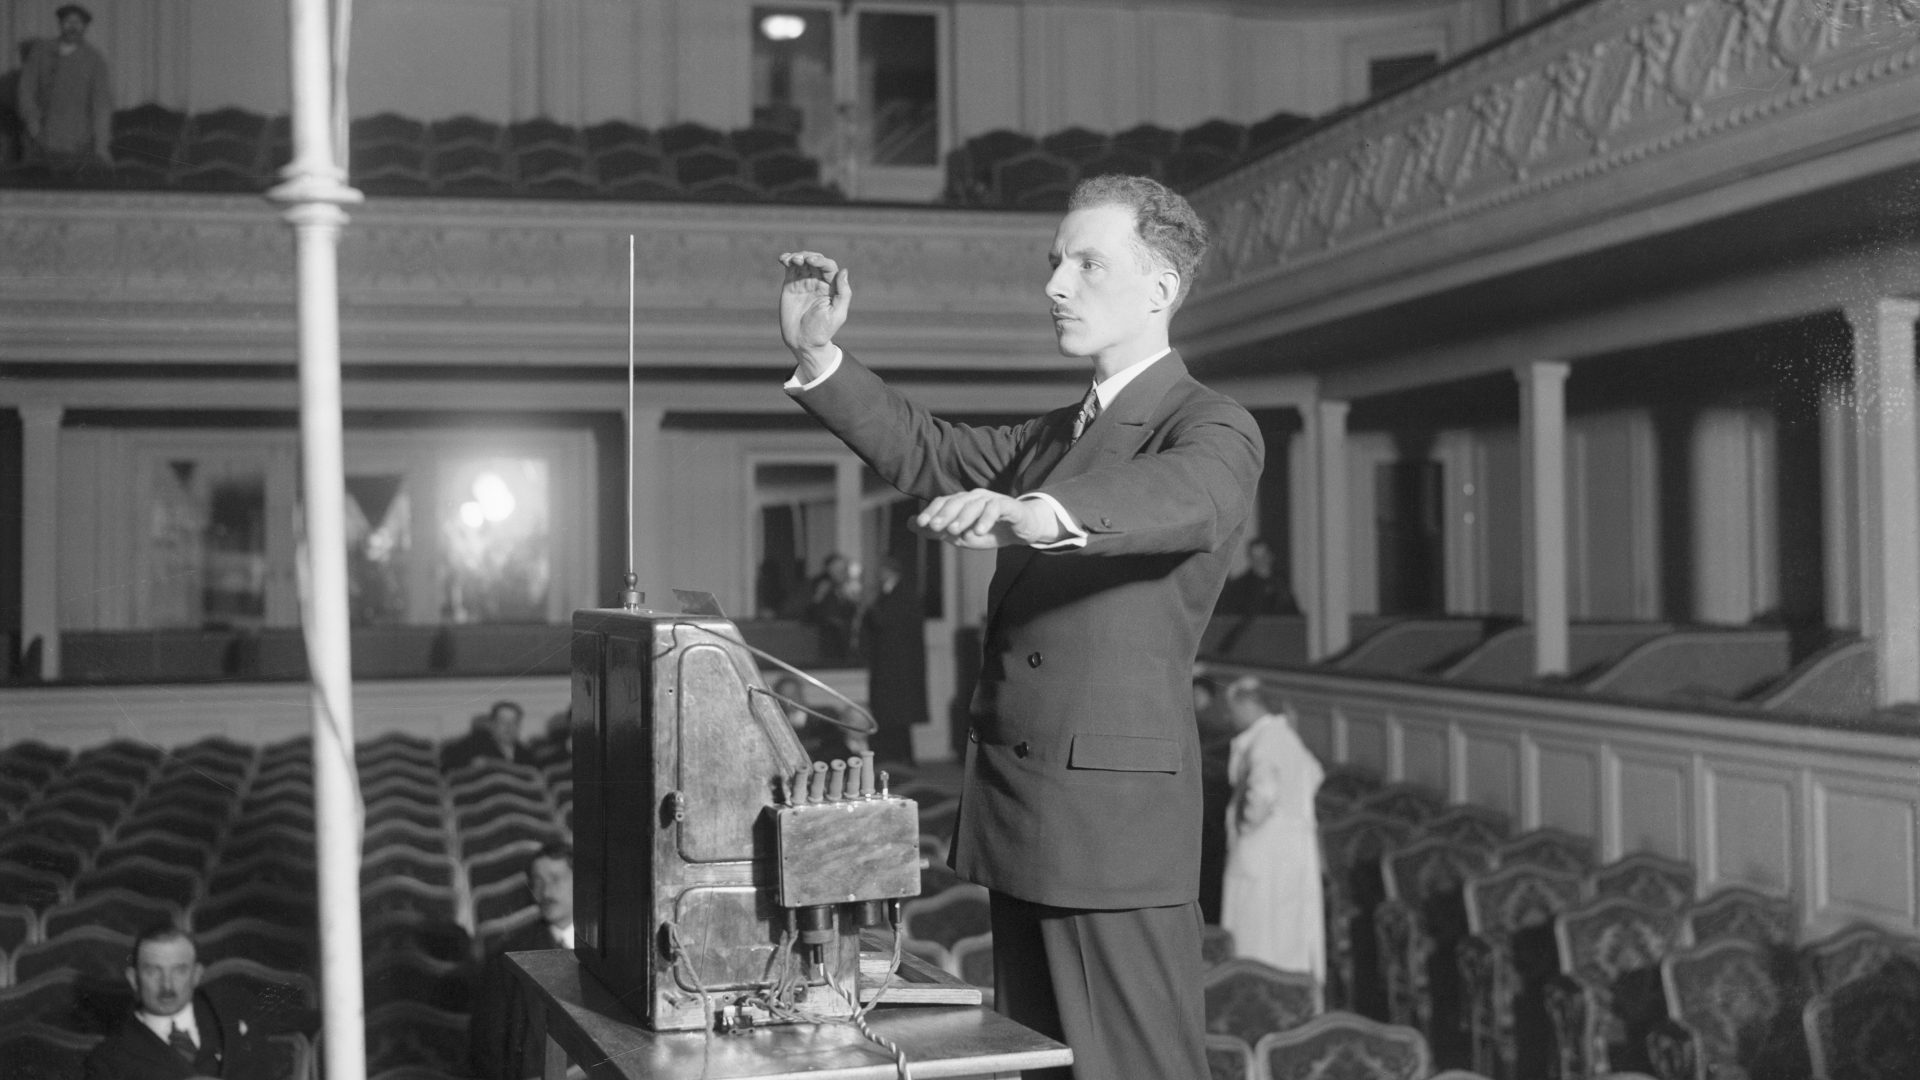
left=795, top=350, right=1263, bottom=910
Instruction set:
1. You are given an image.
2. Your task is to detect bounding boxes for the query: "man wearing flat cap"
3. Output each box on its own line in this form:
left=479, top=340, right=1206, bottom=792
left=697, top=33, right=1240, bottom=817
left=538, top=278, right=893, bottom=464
left=20, top=3, right=114, bottom=167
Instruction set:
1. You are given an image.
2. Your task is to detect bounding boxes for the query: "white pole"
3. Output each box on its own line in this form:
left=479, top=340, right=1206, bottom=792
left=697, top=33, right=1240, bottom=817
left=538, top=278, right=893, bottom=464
left=271, top=0, right=365, bottom=1076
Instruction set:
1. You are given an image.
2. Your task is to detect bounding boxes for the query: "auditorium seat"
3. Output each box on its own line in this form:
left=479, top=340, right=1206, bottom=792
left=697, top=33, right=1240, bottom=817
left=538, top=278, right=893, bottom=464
left=1319, top=811, right=1415, bottom=1015
left=1375, top=835, right=1494, bottom=1061
left=1459, top=863, right=1584, bottom=1080
left=0, top=741, right=70, bottom=785
left=0, top=866, right=66, bottom=913
left=363, top=848, right=455, bottom=891
left=1684, top=885, right=1796, bottom=948
left=1039, top=126, right=1110, bottom=164
left=515, top=145, right=593, bottom=194
left=1163, top=145, right=1236, bottom=190
left=992, top=151, right=1074, bottom=211
left=1205, top=1031, right=1256, bottom=1080
left=197, top=916, right=316, bottom=975
left=75, top=856, right=198, bottom=910
left=1201, top=924, right=1236, bottom=967
left=135, top=786, right=237, bottom=829
left=365, top=819, right=451, bottom=857
left=96, top=829, right=213, bottom=872
left=109, top=104, right=187, bottom=172
left=364, top=910, right=472, bottom=967
left=448, top=762, right=544, bottom=804
left=365, top=1001, right=468, bottom=1076
left=1314, top=766, right=1382, bottom=820
left=918, top=860, right=964, bottom=898
left=465, top=841, right=540, bottom=894
left=657, top=121, right=727, bottom=156
left=0, top=1020, right=100, bottom=1080
left=0, top=836, right=88, bottom=880
left=901, top=884, right=990, bottom=954
left=1253, top=1010, right=1430, bottom=1080
left=594, top=141, right=667, bottom=187
left=1646, top=935, right=1805, bottom=1080
left=506, top=117, right=578, bottom=154
left=461, top=812, right=563, bottom=860
left=1178, top=119, right=1247, bottom=158
left=0, top=776, right=36, bottom=816
left=471, top=876, right=534, bottom=929
left=604, top=173, right=684, bottom=201
left=0, top=971, right=81, bottom=1027
left=1494, top=827, right=1595, bottom=876
left=12, top=925, right=132, bottom=986
left=1422, top=804, right=1511, bottom=849
left=1246, top=109, right=1312, bottom=155
left=42, top=888, right=181, bottom=941
left=671, top=144, right=744, bottom=189
left=366, top=797, right=443, bottom=835
left=192, top=881, right=315, bottom=932
left=10, top=810, right=107, bottom=855
left=473, top=905, right=541, bottom=957
left=362, top=767, right=443, bottom=803
left=1545, top=896, right=1684, bottom=1078
left=37, top=786, right=133, bottom=826
left=362, top=877, right=458, bottom=925
left=729, top=125, right=797, bottom=160
left=455, top=791, right=552, bottom=835
left=169, top=734, right=255, bottom=772
left=1797, top=919, right=1920, bottom=995
left=583, top=120, right=655, bottom=157
left=0, top=901, right=36, bottom=959
left=1355, top=783, right=1445, bottom=826
left=947, top=129, right=1037, bottom=203
left=1588, top=852, right=1695, bottom=912
left=749, top=147, right=820, bottom=191
left=1204, top=957, right=1321, bottom=1049
left=352, top=113, right=427, bottom=150
left=426, top=116, right=503, bottom=155
left=221, top=824, right=318, bottom=869
left=1802, top=953, right=1920, bottom=1080
left=1111, top=123, right=1178, bottom=160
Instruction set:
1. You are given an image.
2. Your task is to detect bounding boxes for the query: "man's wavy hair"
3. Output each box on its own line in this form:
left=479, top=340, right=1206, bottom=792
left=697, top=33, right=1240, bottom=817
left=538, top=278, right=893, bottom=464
left=1068, top=174, right=1210, bottom=309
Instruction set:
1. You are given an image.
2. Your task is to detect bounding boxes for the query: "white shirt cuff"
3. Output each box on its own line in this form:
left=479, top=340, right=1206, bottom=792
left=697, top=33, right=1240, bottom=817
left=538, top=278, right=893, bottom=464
left=784, top=345, right=844, bottom=392
left=1018, top=493, right=1088, bottom=549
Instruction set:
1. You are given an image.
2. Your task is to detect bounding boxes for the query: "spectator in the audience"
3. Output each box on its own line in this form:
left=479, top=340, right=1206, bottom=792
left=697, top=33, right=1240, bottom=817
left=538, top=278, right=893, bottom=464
left=1219, top=676, right=1325, bottom=982
left=441, top=699, right=533, bottom=772
left=803, top=552, right=859, bottom=658
left=469, top=840, right=574, bottom=1080
left=18, top=4, right=114, bottom=169
left=1214, top=536, right=1299, bottom=616
left=84, top=923, right=277, bottom=1080
left=1, top=42, right=35, bottom=164
left=857, top=555, right=924, bottom=765
left=529, top=706, right=570, bottom=769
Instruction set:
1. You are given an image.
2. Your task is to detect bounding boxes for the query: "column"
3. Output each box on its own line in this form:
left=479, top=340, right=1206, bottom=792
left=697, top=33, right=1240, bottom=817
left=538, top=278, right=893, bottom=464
left=1517, top=362, right=1570, bottom=677
left=1845, top=299, right=1920, bottom=706
left=1307, top=400, right=1351, bottom=660
left=19, top=405, right=61, bottom=680
left=624, top=406, right=666, bottom=601
left=835, top=456, right=863, bottom=579
left=1818, top=384, right=1858, bottom=629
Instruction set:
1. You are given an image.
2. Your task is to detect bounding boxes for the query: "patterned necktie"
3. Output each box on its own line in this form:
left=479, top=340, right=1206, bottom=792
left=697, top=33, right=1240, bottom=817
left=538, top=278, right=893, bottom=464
left=169, top=1023, right=197, bottom=1062
left=1070, top=384, right=1101, bottom=443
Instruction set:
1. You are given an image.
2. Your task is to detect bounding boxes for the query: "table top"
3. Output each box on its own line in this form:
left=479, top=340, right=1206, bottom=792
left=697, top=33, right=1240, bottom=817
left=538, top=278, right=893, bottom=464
left=506, top=949, right=1073, bottom=1080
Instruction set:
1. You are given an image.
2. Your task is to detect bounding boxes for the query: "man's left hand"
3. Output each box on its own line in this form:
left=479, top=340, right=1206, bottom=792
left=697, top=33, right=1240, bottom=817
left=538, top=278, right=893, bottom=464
left=912, top=489, right=1060, bottom=549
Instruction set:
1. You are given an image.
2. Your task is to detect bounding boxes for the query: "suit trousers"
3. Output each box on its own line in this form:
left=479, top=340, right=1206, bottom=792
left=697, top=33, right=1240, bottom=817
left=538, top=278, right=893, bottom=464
left=989, top=891, right=1208, bottom=1080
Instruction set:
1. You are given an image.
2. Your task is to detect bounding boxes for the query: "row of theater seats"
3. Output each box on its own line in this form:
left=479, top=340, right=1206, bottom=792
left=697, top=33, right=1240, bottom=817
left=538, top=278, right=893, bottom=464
left=0, top=104, right=844, bottom=204
left=0, top=733, right=570, bottom=1079
left=1313, top=769, right=1919, bottom=1080
left=942, top=110, right=1313, bottom=210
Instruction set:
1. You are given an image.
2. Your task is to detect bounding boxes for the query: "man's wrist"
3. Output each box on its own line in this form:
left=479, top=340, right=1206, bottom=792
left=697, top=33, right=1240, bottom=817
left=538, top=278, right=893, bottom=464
left=790, top=343, right=836, bottom=381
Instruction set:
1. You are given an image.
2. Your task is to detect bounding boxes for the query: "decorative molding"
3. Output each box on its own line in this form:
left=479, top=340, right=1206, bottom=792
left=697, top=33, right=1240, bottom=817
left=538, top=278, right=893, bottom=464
left=1187, top=0, right=1920, bottom=334
left=0, top=194, right=1064, bottom=369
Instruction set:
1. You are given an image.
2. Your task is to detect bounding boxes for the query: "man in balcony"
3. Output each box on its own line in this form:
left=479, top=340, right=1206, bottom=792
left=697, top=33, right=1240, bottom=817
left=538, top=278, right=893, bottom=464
left=18, top=4, right=113, bottom=169
left=777, top=174, right=1263, bottom=1080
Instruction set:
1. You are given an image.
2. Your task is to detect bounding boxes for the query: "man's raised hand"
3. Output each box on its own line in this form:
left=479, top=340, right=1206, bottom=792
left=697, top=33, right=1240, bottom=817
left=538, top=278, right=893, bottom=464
left=778, top=251, right=851, bottom=377
left=911, top=489, right=1063, bottom=550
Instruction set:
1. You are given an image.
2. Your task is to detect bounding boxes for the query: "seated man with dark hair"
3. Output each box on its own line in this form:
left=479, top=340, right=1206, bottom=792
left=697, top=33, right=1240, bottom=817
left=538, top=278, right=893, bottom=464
left=441, top=699, right=534, bottom=772
left=84, top=923, right=277, bottom=1080
left=469, top=841, right=574, bottom=1080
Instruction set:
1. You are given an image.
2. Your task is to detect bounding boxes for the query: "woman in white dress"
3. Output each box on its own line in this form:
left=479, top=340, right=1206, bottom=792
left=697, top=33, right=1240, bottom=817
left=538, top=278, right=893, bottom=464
left=1219, top=676, right=1326, bottom=982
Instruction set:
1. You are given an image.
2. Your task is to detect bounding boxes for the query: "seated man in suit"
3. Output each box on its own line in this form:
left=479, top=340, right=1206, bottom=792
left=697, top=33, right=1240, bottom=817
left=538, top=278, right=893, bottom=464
left=778, top=174, right=1262, bottom=1080
left=469, top=841, right=574, bottom=1080
left=441, top=699, right=533, bottom=772
left=85, top=923, right=275, bottom=1080
left=1215, top=536, right=1299, bottom=616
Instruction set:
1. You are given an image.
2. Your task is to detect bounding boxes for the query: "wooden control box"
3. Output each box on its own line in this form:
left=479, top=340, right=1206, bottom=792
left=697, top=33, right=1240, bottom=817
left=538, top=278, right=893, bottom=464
left=569, top=603, right=920, bottom=1032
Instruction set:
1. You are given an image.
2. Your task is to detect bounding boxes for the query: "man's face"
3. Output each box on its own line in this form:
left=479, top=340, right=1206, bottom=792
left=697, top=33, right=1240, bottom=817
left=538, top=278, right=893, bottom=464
left=1046, top=204, right=1171, bottom=364
left=487, top=706, right=523, bottom=747
left=58, top=13, right=87, bottom=43
left=529, top=855, right=574, bottom=930
left=127, top=936, right=201, bottom=1017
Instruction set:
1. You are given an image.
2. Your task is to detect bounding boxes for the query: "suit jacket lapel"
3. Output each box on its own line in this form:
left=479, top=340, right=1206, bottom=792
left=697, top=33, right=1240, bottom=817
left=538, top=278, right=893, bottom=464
left=982, top=352, right=1191, bottom=628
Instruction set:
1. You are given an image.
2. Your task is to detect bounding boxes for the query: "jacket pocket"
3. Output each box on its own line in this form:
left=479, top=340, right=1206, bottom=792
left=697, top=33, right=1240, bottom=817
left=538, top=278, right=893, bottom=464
left=1068, top=732, right=1181, bottom=773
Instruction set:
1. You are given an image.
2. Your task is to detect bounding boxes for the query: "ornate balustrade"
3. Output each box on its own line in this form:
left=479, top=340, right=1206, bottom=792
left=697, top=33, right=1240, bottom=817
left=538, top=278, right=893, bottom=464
left=1203, top=660, right=1920, bottom=937
left=1184, top=0, right=1920, bottom=364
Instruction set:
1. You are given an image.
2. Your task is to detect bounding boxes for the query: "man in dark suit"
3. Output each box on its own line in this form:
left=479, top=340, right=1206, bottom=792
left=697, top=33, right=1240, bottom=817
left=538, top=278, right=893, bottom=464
left=440, top=699, right=533, bottom=772
left=1216, top=536, right=1300, bottom=616
left=778, top=174, right=1263, bottom=1080
left=84, top=924, right=275, bottom=1080
left=859, top=555, right=926, bottom=764
left=469, top=840, right=574, bottom=1080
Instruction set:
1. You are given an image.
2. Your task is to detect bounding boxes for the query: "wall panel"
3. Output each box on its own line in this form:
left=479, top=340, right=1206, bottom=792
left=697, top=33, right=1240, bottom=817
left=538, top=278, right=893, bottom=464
left=1817, top=780, right=1918, bottom=924
left=1706, top=761, right=1796, bottom=892
left=1616, top=749, right=1691, bottom=860
left=1344, top=707, right=1389, bottom=774
left=1462, top=729, right=1519, bottom=819
left=1535, top=738, right=1599, bottom=837
left=1399, top=718, right=1449, bottom=794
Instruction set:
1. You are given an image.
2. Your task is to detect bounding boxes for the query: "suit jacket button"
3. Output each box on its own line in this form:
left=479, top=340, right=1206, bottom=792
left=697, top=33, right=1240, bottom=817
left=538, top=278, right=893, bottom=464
left=1015, top=741, right=1030, bottom=758
left=1027, top=652, right=1042, bottom=668
left=1100, top=516, right=1113, bottom=528
left=968, top=727, right=980, bottom=744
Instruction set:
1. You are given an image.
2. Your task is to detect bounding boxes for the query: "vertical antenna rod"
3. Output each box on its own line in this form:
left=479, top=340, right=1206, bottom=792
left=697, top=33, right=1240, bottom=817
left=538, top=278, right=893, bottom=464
left=622, top=234, right=642, bottom=611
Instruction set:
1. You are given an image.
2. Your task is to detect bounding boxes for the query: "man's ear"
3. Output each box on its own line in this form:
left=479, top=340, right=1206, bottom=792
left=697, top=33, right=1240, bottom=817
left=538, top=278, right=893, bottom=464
left=124, top=966, right=137, bottom=994
left=1151, top=267, right=1181, bottom=313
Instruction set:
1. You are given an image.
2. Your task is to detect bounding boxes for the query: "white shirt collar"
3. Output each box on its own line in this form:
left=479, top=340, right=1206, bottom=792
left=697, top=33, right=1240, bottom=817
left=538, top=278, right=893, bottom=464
left=555, top=922, right=575, bottom=948
left=1091, top=347, right=1171, bottom=410
left=138, top=1001, right=198, bottom=1047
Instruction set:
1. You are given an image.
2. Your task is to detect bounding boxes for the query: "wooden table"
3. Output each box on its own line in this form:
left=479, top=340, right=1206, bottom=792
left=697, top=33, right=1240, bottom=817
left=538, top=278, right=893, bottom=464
left=506, top=950, right=1073, bottom=1079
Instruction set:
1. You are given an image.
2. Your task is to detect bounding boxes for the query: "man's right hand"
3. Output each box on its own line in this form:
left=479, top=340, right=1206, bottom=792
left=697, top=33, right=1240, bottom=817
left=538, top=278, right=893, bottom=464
left=778, top=251, right=851, bottom=381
